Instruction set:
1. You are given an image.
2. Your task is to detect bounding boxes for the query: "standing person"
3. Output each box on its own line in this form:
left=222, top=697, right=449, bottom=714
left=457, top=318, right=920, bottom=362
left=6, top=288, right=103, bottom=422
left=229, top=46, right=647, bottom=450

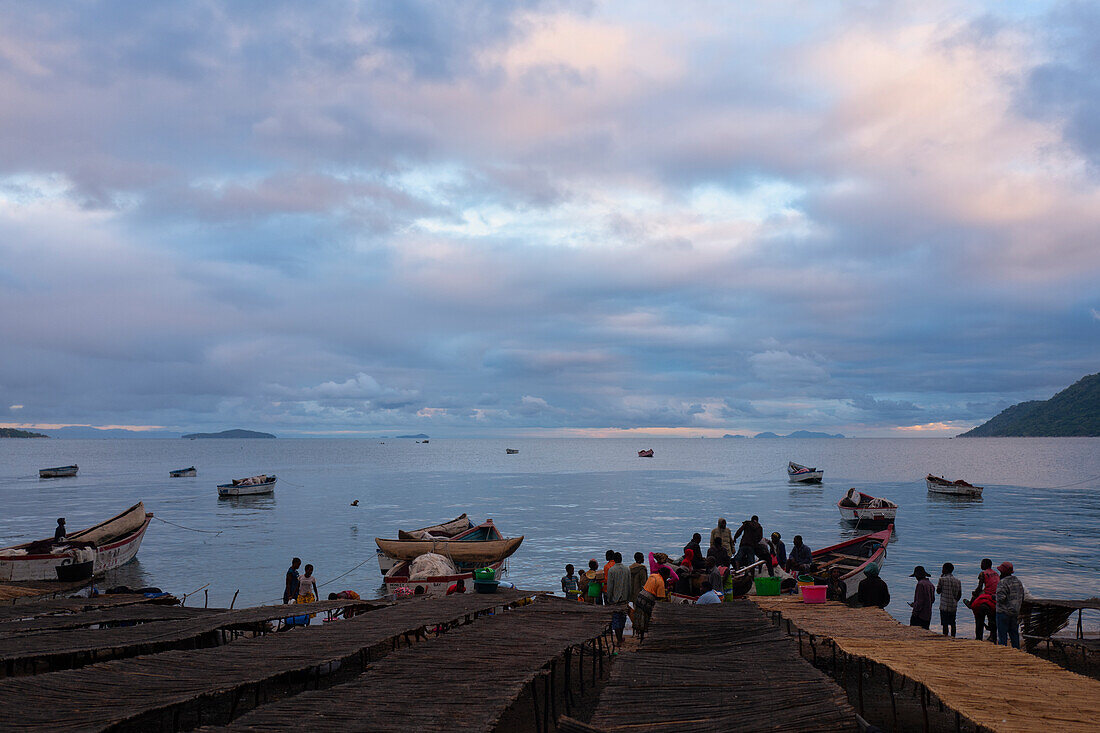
left=628, top=552, right=647, bottom=602
left=968, top=589, right=997, bottom=641
left=786, top=536, right=813, bottom=574
left=283, top=557, right=302, bottom=604
left=606, top=553, right=631, bottom=650
left=908, top=566, right=935, bottom=629
left=602, top=550, right=617, bottom=604
left=733, top=515, right=763, bottom=569
left=297, top=564, right=318, bottom=605
left=584, top=559, right=604, bottom=605
left=754, top=540, right=775, bottom=576
left=936, top=563, right=962, bottom=637
left=856, top=564, right=890, bottom=608
left=710, top=518, right=733, bottom=557
left=684, top=533, right=705, bottom=571
left=995, top=562, right=1026, bottom=649
left=634, top=566, right=670, bottom=639
left=561, top=564, right=580, bottom=600
left=975, top=558, right=999, bottom=596
left=771, top=532, right=787, bottom=569
left=54, top=518, right=67, bottom=543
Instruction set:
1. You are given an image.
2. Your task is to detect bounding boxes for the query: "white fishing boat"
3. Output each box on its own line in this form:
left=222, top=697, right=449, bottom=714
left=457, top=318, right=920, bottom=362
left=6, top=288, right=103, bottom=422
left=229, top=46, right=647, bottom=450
left=0, top=502, right=152, bottom=582
left=217, top=474, right=276, bottom=497
left=39, top=465, right=78, bottom=478
left=788, top=461, right=823, bottom=483
left=837, top=488, right=898, bottom=522
left=925, top=474, right=983, bottom=496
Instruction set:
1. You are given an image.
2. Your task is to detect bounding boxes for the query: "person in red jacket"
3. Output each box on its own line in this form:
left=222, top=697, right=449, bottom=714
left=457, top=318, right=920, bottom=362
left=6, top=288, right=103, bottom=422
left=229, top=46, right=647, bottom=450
left=968, top=589, right=997, bottom=641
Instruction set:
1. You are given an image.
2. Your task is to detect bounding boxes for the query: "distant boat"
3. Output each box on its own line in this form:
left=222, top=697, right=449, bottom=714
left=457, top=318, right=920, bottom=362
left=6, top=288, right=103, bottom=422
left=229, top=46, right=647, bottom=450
left=0, top=502, right=152, bottom=582
left=638, top=449, right=654, bottom=458
left=926, top=474, right=983, bottom=496
left=169, top=466, right=197, bottom=478
left=506, top=448, right=519, bottom=454
left=788, top=461, right=823, bottom=483
left=39, top=465, right=78, bottom=479
left=217, top=474, right=276, bottom=497
left=812, top=524, right=893, bottom=588
left=377, top=513, right=475, bottom=576
left=838, top=488, right=897, bottom=523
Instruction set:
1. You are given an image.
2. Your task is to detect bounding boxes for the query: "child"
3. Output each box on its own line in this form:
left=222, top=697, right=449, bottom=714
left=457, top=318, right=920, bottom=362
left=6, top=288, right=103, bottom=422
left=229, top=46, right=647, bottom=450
left=561, top=564, right=580, bottom=600
left=584, top=559, right=604, bottom=604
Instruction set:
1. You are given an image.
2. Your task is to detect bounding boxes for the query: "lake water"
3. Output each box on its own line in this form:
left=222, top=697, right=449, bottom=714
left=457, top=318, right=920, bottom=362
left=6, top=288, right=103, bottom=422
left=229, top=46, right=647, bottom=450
left=2, top=437, right=1098, bottom=632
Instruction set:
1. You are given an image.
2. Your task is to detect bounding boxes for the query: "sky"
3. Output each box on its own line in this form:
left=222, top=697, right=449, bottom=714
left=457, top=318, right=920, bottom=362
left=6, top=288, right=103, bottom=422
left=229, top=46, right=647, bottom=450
left=2, top=0, right=1099, bottom=438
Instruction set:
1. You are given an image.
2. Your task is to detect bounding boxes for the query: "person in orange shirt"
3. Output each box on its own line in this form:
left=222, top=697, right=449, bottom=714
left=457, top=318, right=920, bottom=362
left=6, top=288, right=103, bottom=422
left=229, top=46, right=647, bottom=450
left=602, top=549, right=617, bottom=604
left=634, top=566, right=670, bottom=639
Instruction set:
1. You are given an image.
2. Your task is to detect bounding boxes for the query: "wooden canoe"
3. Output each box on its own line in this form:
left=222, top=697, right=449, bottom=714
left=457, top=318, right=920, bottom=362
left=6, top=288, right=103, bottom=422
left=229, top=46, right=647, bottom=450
left=374, top=536, right=523, bottom=564
left=397, top=513, right=473, bottom=540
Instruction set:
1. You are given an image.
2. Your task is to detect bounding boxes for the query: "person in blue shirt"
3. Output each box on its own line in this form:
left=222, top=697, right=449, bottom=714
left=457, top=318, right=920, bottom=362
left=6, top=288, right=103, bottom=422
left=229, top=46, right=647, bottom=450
left=561, top=564, right=580, bottom=600
left=283, top=557, right=301, bottom=604
left=695, top=581, right=723, bottom=605
left=786, top=536, right=813, bottom=573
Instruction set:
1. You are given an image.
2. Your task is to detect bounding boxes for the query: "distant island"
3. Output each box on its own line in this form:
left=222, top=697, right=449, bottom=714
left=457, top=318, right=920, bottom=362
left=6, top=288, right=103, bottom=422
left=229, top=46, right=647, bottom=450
left=182, top=429, right=276, bottom=439
left=0, top=428, right=48, bottom=438
left=396, top=433, right=430, bottom=439
left=753, top=431, right=845, bottom=439
left=959, top=372, right=1100, bottom=437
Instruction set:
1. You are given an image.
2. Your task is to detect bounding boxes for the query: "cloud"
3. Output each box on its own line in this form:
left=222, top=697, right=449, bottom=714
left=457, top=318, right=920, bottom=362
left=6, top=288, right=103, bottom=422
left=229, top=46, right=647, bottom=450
left=749, top=351, right=829, bottom=384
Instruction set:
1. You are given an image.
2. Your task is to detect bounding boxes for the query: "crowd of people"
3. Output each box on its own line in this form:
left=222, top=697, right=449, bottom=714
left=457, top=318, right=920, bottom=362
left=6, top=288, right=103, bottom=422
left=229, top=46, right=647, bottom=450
left=561, top=517, right=1030, bottom=649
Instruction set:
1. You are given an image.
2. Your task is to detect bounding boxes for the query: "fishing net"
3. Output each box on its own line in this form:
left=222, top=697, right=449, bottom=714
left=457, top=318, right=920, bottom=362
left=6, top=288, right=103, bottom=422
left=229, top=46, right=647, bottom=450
left=409, top=553, right=456, bottom=580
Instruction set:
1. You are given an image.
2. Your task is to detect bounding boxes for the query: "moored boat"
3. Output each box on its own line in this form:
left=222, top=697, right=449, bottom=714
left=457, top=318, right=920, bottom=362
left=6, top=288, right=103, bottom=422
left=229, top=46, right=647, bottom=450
left=0, top=502, right=152, bottom=582
left=39, top=465, right=78, bottom=479
left=506, top=448, right=519, bottom=454
left=788, top=461, right=823, bottom=483
left=638, top=449, right=654, bottom=458
left=375, top=519, right=522, bottom=564
left=384, top=553, right=506, bottom=596
left=837, top=488, right=897, bottom=522
left=377, top=514, right=475, bottom=576
left=811, top=524, right=893, bottom=588
left=926, top=474, right=983, bottom=496
left=217, top=474, right=276, bottom=497
left=170, top=466, right=197, bottom=477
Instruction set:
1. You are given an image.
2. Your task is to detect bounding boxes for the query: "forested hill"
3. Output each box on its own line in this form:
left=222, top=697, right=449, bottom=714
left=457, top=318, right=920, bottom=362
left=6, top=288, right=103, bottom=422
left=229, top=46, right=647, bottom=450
left=0, top=428, right=48, bottom=438
left=959, top=373, right=1100, bottom=437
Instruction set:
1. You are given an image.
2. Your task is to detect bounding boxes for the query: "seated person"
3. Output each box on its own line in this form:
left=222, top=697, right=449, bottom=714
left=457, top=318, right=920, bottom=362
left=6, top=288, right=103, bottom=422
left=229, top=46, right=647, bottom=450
left=695, top=581, right=723, bottom=605
left=706, top=538, right=731, bottom=566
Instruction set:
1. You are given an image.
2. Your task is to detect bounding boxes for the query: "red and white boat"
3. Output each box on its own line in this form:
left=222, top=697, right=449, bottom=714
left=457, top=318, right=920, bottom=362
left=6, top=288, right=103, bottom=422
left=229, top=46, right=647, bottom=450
left=925, top=474, right=983, bottom=497
left=638, top=449, right=654, bottom=458
left=812, top=525, right=893, bottom=588
left=837, top=488, right=897, bottom=523
left=0, top=502, right=152, bottom=582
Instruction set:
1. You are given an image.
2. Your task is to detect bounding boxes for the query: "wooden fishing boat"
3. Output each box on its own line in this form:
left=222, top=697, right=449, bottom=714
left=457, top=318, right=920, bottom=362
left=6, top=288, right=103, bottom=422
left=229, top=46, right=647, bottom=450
left=926, top=474, right=983, bottom=496
left=375, top=529, right=523, bottom=564
left=838, top=488, right=897, bottom=522
left=39, top=465, right=78, bottom=478
left=638, top=449, right=654, bottom=458
left=377, top=514, right=475, bottom=576
left=811, top=524, right=893, bottom=588
left=788, top=461, right=823, bottom=483
left=384, top=557, right=506, bottom=596
left=169, top=466, right=197, bottom=477
left=217, top=474, right=276, bottom=497
left=506, top=448, right=519, bottom=454
left=0, top=502, right=152, bottom=582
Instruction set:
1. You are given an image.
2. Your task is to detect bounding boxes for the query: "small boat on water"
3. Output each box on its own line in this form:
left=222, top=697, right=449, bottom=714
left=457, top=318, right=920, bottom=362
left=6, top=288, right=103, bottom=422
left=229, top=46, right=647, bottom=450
left=837, top=488, right=897, bottom=523
left=638, top=449, right=654, bottom=458
left=385, top=553, right=506, bottom=596
left=39, top=465, right=78, bottom=479
left=217, top=474, right=276, bottom=497
left=169, top=466, right=197, bottom=478
left=926, top=474, right=983, bottom=496
left=788, top=461, right=823, bottom=483
left=0, top=502, right=152, bottom=582
left=380, top=519, right=521, bottom=595
left=376, top=514, right=475, bottom=576
left=812, top=524, right=893, bottom=589
left=506, top=448, right=519, bottom=454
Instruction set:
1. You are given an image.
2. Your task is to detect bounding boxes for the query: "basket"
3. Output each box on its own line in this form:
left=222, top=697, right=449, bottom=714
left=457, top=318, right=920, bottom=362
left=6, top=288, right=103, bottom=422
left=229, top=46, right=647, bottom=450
left=473, top=567, right=496, bottom=582
left=796, top=574, right=814, bottom=588
left=801, top=585, right=828, bottom=604
left=753, top=576, right=781, bottom=596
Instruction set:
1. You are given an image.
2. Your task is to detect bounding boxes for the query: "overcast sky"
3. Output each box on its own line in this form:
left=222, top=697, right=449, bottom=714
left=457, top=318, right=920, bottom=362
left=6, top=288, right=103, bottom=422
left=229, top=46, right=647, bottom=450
left=2, top=1, right=1099, bottom=437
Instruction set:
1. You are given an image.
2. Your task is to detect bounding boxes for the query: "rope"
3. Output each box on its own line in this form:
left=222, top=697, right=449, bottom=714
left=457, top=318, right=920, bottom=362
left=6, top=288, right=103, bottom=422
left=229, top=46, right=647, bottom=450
left=1026, top=473, right=1100, bottom=490
left=152, top=516, right=223, bottom=536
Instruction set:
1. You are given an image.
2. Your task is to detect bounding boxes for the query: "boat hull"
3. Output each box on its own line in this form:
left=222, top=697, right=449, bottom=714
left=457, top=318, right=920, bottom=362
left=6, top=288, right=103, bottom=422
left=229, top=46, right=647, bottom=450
left=789, top=471, right=823, bottom=483
left=170, top=468, right=197, bottom=477
left=374, top=536, right=523, bottom=564
left=217, top=478, right=276, bottom=496
left=39, top=465, right=78, bottom=478
left=813, top=525, right=893, bottom=587
left=384, top=560, right=506, bottom=596
left=838, top=505, right=897, bottom=522
left=0, top=513, right=152, bottom=582
left=925, top=478, right=983, bottom=496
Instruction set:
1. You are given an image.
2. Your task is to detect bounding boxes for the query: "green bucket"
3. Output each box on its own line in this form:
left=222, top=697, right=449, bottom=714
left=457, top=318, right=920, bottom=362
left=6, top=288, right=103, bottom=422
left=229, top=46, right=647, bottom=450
left=473, top=567, right=496, bottom=582
left=754, top=576, right=781, bottom=596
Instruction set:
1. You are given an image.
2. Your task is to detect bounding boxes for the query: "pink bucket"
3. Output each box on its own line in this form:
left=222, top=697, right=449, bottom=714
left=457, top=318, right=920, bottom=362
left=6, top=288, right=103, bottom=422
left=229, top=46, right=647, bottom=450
left=801, top=585, right=828, bottom=604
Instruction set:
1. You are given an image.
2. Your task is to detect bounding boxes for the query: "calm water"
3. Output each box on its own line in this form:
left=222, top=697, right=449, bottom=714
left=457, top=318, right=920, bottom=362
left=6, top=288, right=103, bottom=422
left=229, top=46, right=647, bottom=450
left=2, top=438, right=1098, bottom=631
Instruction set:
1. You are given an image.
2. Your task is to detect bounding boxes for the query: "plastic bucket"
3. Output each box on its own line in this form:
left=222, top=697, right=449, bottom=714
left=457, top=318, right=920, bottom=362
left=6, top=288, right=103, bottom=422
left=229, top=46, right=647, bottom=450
left=474, top=567, right=496, bottom=582
left=754, top=576, right=781, bottom=596
left=801, top=585, right=828, bottom=604
left=473, top=579, right=500, bottom=594
left=796, top=574, right=814, bottom=588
